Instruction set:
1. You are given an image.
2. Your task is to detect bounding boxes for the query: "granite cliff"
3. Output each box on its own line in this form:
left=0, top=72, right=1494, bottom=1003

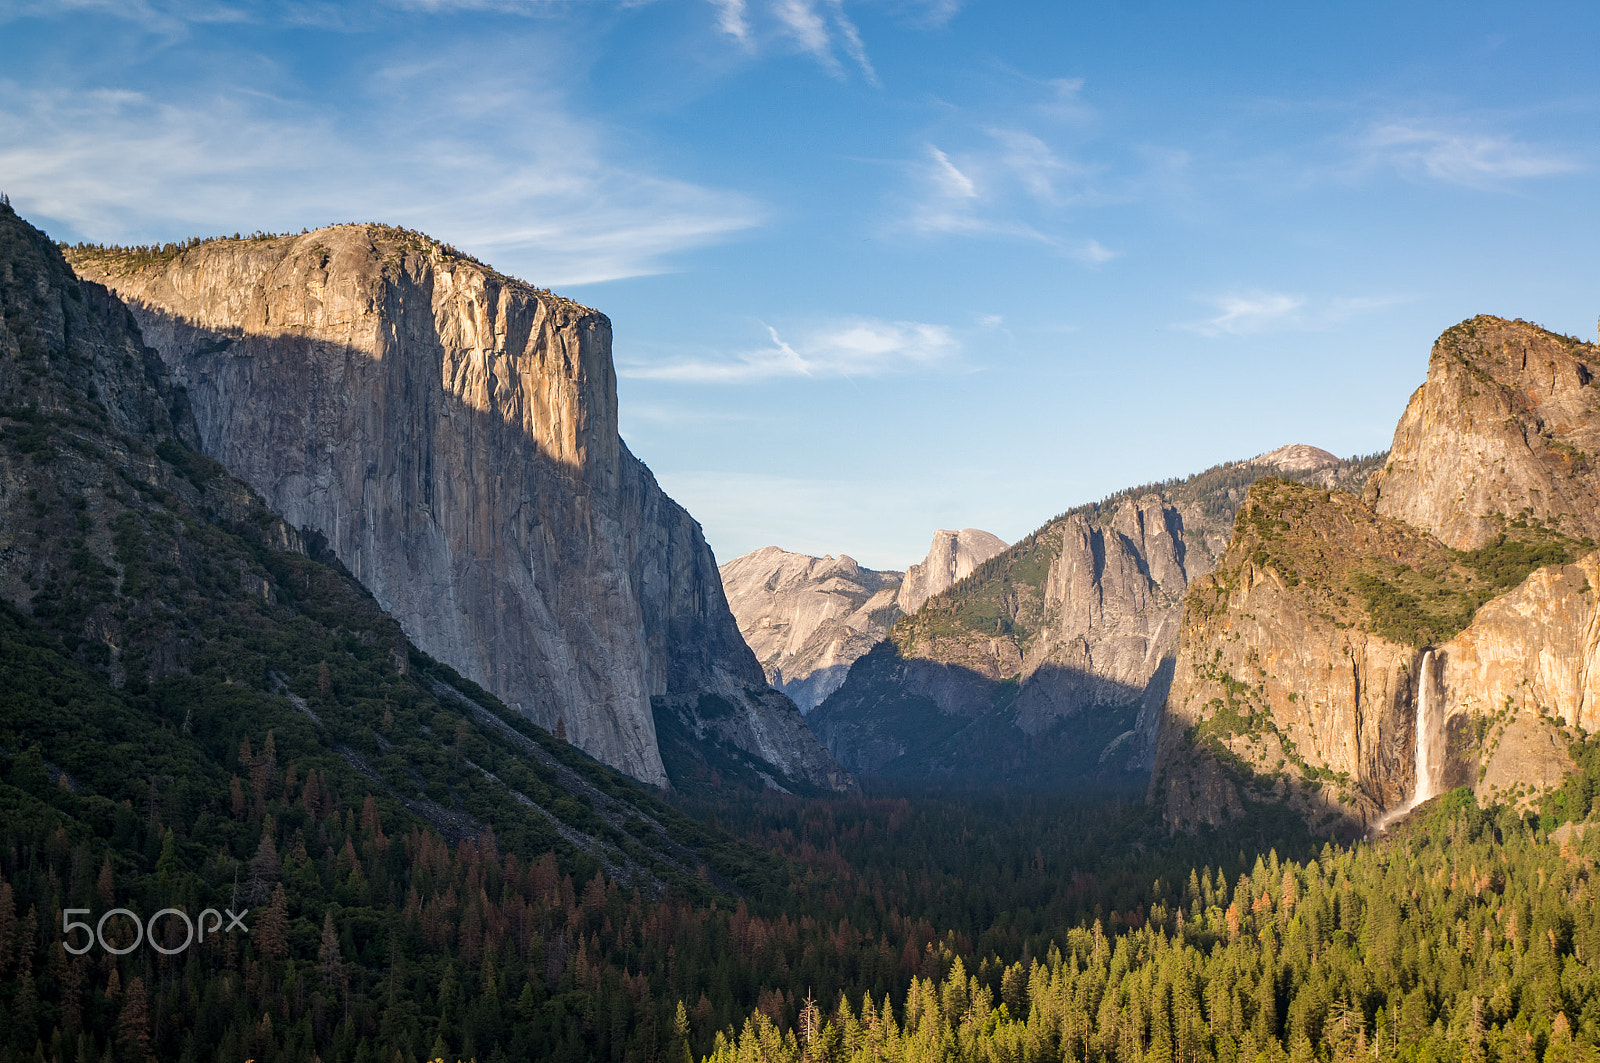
left=69, top=226, right=847, bottom=793
left=719, top=529, right=1006, bottom=712
left=0, top=199, right=756, bottom=897
left=810, top=446, right=1381, bottom=788
left=1152, top=317, right=1600, bottom=835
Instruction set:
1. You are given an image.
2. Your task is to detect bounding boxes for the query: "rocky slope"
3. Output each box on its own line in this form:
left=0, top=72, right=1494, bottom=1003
left=1152, top=317, right=1600, bottom=835
left=719, top=529, right=1007, bottom=712
left=810, top=446, right=1381, bottom=788
left=68, top=226, right=847, bottom=793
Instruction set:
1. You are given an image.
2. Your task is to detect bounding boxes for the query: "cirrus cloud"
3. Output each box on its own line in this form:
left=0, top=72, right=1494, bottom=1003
left=1363, top=122, right=1578, bottom=187
left=621, top=317, right=961, bottom=383
left=1179, top=290, right=1406, bottom=337
left=0, top=67, right=762, bottom=287
left=708, top=0, right=878, bottom=82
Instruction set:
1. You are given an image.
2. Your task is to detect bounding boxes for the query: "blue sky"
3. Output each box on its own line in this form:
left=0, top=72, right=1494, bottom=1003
left=3, top=1, right=1598, bottom=569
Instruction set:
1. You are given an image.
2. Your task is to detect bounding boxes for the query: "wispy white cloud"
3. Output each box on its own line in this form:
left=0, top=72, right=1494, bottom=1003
left=384, top=0, right=565, bottom=11
left=1035, top=76, right=1093, bottom=124
left=773, top=0, right=833, bottom=63
left=988, top=128, right=1068, bottom=202
left=927, top=146, right=976, bottom=199
left=1186, top=291, right=1305, bottom=336
left=620, top=317, right=960, bottom=382
left=1178, top=290, right=1404, bottom=337
left=0, top=72, right=762, bottom=287
left=912, top=0, right=961, bottom=28
left=902, top=127, right=1117, bottom=262
left=1077, top=239, right=1116, bottom=264
left=0, top=0, right=255, bottom=37
left=1362, top=122, right=1578, bottom=187
left=704, top=0, right=877, bottom=81
left=826, top=0, right=877, bottom=86
left=706, top=0, right=750, bottom=43
left=910, top=142, right=1043, bottom=239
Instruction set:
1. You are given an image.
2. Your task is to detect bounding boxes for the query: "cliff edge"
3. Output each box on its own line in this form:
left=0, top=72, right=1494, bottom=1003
left=69, top=226, right=847, bottom=792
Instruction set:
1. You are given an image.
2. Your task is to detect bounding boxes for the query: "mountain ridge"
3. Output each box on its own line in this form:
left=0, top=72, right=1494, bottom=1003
left=810, top=446, right=1383, bottom=788
left=719, top=529, right=1008, bottom=713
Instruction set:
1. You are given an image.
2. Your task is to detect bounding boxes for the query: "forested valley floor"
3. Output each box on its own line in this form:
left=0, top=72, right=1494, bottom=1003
left=10, top=701, right=1600, bottom=1063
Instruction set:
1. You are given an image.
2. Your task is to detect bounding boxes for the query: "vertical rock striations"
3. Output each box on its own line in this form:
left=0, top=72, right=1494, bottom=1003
left=1150, top=482, right=1445, bottom=834
left=719, top=529, right=1008, bottom=713
left=69, top=226, right=847, bottom=792
left=1428, top=554, right=1597, bottom=802
left=719, top=547, right=903, bottom=712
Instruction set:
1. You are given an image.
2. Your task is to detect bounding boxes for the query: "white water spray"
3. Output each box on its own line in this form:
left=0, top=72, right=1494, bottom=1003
left=1411, top=650, right=1443, bottom=807
left=1374, top=650, right=1443, bottom=833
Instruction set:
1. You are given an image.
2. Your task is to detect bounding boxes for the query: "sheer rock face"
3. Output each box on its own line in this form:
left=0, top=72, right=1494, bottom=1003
left=895, top=529, right=1007, bottom=614
left=1007, top=495, right=1213, bottom=750
left=1365, top=316, right=1600, bottom=549
left=1438, top=554, right=1600, bottom=733
left=719, top=530, right=1007, bottom=714
left=718, top=546, right=902, bottom=712
left=70, top=227, right=845, bottom=791
left=810, top=495, right=1236, bottom=783
left=1436, top=555, right=1595, bottom=803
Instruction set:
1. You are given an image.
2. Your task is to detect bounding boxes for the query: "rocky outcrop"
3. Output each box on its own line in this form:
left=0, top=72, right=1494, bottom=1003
left=719, top=546, right=902, bottom=711
left=1154, top=318, right=1600, bottom=835
left=811, top=448, right=1382, bottom=787
left=1435, top=554, right=1598, bottom=805
left=1248, top=443, right=1342, bottom=475
left=1365, top=316, right=1600, bottom=549
left=69, top=226, right=847, bottom=792
left=1152, top=478, right=1593, bottom=834
left=1437, top=552, right=1600, bottom=734
left=896, top=529, right=1008, bottom=614
left=0, top=202, right=797, bottom=892
left=1006, top=495, right=1199, bottom=748
left=1150, top=482, right=1447, bottom=834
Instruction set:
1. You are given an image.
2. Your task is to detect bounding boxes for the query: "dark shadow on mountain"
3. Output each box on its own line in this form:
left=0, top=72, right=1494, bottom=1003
left=808, top=641, right=1153, bottom=795
left=651, top=692, right=846, bottom=798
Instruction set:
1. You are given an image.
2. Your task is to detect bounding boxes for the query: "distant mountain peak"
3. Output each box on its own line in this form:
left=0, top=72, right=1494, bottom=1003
left=1249, top=443, right=1341, bottom=473
left=719, top=528, right=1006, bottom=713
left=896, top=529, right=1009, bottom=615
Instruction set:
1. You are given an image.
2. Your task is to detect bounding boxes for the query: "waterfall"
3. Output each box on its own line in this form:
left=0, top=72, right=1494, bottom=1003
left=1411, top=650, right=1441, bottom=807
left=1373, top=650, right=1442, bottom=834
